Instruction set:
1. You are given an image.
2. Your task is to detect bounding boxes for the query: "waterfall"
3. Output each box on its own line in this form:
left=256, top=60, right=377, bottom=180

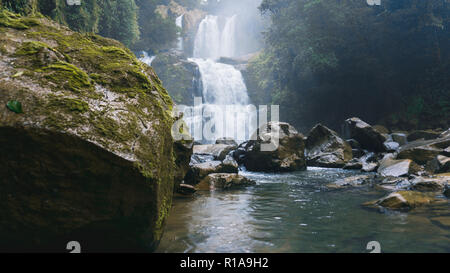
left=139, top=51, right=156, bottom=66
left=181, top=15, right=256, bottom=143
left=176, top=14, right=184, bottom=51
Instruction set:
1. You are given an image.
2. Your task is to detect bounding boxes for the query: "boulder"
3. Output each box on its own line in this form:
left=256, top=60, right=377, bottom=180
left=343, top=158, right=363, bottom=170
left=359, top=152, right=379, bottom=172
left=0, top=13, right=183, bottom=252
left=377, top=158, right=420, bottom=177
left=176, top=184, right=196, bottom=195
left=391, top=133, right=407, bottom=146
left=409, top=176, right=447, bottom=192
left=363, top=191, right=440, bottom=210
left=362, top=162, right=378, bottom=172
left=327, top=175, right=373, bottom=189
left=373, top=125, right=390, bottom=134
left=190, top=153, right=215, bottom=164
left=426, top=155, right=450, bottom=174
left=397, top=137, right=450, bottom=164
left=196, top=173, right=256, bottom=191
left=305, top=124, right=352, bottom=168
left=243, top=122, right=307, bottom=172
left=184, top=160, right=238, bottom=185
left=444, top=184, right=450, bottom=198
left=440, top=129, right=450, bottom=139
left=215, top=137, right=237, bottom=146
left=173, top=132, right=194, bottom=191
left=407, top=130, right=441, bottom=142
left=346, top=139, right=361, bottom=149
left=374, top=177, right=411, bottom=191
left=383, top=141, right=400, bottom=152
left=342, top=117, right=387, bottom=152
left=193, top=144, right=237, bottom=161
left=443, top=146, right=450, bottom=156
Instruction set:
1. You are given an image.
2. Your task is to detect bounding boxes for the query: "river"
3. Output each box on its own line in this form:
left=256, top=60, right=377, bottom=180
left=157, top=168, right=450, bottom=253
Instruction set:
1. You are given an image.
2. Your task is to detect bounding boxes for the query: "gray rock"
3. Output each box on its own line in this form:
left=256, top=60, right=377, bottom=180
left=375, top=176, right=411, bottom=191
left=407, top=130, right=442, bottom=142
left=177, top=184, right=197, bottom=195
left=383, top=141, right=400, bottom=152
left=363, top=191, right=441, bottom=211
left=196, top=173, right=256, bottom=190
left=426, top=155, right=450, bottom=174
left=397, top=137, right=450, bottom=164
left=243, top=122, right=307, bottom=172
left=377, top=158, right=420, bottom=177
left=409, top=176, right=447, bottom=192
left=444, top=184, right=450, bottom=198
left=215, top=137, right=238, bottom=146
left=327, top=175, right=373, bottom=189
left=342, top=117, right=387, bottom=152
left=193, top=144, right=237, bottom=161
left=391, top=133, right=407, bottom=146
left=346, top=139, right=361, bottom=149
left=343, top=158, right=363, bottom=170
left=185, top=160, right=238, bottom=185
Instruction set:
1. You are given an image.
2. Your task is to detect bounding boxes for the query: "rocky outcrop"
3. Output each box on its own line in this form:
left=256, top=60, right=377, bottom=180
left=342, top=117, right=387, bottom=152
left=184, top=160, right=238, bottom=185
left=363, top=191, right=440, bottom=210
left=0, top=11, right=187, bottom=252
left=243, top=122, right=307, bottom=172
left=305, top=124, right=352, bottom=168
left=196, top=173, right=256, bottom=191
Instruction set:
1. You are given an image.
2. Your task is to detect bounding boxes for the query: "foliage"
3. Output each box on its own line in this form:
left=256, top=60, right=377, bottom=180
left=247, top=0, right=450, bottom=131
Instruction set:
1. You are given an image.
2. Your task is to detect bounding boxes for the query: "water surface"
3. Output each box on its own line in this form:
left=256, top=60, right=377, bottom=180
left=157, top=168, right=450, bottom=253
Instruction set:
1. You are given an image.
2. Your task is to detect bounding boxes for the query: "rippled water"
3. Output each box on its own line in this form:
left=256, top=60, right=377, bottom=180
left=157, top=168, right=450, bottom=253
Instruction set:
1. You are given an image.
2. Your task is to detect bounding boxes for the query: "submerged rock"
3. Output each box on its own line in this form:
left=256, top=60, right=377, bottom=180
left=327, top=175, right=373, bottom=189
left=342, top=117, right=387, bottom=152
left=243, top=122, right=307, bottom=172
left=363, top=191, right=440, bottom=210
left=0, top=11, right=184, bottom=252
left=305, top=124, right=352, bottom=168
left=196, top=173, right=256, bottom=191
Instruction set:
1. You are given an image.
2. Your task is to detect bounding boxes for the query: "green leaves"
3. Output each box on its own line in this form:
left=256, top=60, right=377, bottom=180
left=6, top=100, right=23, bottom=113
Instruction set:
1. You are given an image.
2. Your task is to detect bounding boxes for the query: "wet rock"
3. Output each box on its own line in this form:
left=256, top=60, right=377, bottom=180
left=184, top=160, right=238, bottom=185
left=430, top=217, right=450, bottom=229
left=440, top=129, right=450, bottom=139
left=327, top=175, right=373, bottom=189
left=196, top=173, right=256, bottom=191
left=346, top=139, right=361, bottom=149
left=377, top=158, right=420, bottom=177
left=409, top=176, right=447, bottom=192
left=375, top=176, right=411, bottom=191
left=426, top=155, right=450, bottom=174
left=373, top=125, right=390, bottom=134
left=173, top=137, right=194, bottom=191
left=407, top=130, right=442, bottom=142
left=215, top=137, right=238, bottom=146
left=443, top=146, right=450, bottom=157
left=444, top=184, right=450, bottom=198
left=193, top=144, right=237, bottom=161
left=391, top=133, right=407, bottom=146
left=222, top=155, right=239, bottom=172
left=305, top=124, right=352, bottom=168
left=343, top=158, right=363, bottom=170
left=177, top=184, right=197, bottom=195
left=363, top=191, right=439, bottom=210
left=243, top=122, right=307, bottom=172
left=397, top=138, right=450, bottom=164
left=342, top=117, right=387, bottom=152
left=362, top=162, right=378, bottom=172
left=383, top=141, right=400, bottom=152
left=352, top=149, right=365, bottom=158
left=190, top=154, right=215, bottom=164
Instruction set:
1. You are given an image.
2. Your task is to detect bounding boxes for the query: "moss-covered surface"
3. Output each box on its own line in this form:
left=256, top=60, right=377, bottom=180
left=0, top=9, right=182, bottom=251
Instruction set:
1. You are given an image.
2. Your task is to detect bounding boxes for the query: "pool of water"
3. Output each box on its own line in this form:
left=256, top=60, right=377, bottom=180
left=156, top=168, right=450, bottom=253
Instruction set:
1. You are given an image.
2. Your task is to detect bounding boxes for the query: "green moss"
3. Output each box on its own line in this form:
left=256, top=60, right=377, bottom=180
left=14, top=41, right=50, bottom=56
left=0, top=9, right=38, bottom=29
left=40, top=62, right=93, bottom=93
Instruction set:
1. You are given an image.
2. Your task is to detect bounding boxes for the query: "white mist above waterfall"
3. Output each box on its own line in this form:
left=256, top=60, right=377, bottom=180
left=182, top=14, right=256, bottom=143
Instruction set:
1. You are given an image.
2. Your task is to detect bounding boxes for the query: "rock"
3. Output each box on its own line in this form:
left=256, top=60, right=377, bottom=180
left=375, top=177, right=411, bottom=191
left=391, top=133, right=407, bottom=146
left=184, top=160, right=238, bottom=185
left=440, top=129, right=450, bottom=139
left=373, top=125, right=390, bottom=134
left=342, top=117, right=387, bottom=152
left=362, top=162, right=378, bottom=172
left=377, top=158, right=420, bottom=177
left=430, top=217, right=450, bottom=229
left=352, top=149, right=365, bottom=158
left=173, top=133, right=194, bottom=191
left=444, top=184, right=450, bottom=198
left=190, top=153, right=215, bottom=164
left=409, top=176, right=447, bottom=192
left=426, top=155, right=450, bottom=174
left=177, top=184, right=196, bottom=195
left=215, top=137, right=237, bottom=146
left=343, top=158, right=363, bottom=170
left=443, top=146, right=450, bottom=156
left=363, top=191, right=439, bottom=210
left=305, top=124, right=352, bottom=168
left=193, top=144, right=237, bottom=161
left=346, top=139, right=361, bottom=149
left=0, top=13, right=183, bottom=252
left=222, top=155, right=239, bottom=172
left=407, top=130, right=442, bottom=142
left=383, top=141, right=400, bottom=152
left=196, top=173, right=256, bottom=191
left=243, top=122, right=307, bottom=172
left=397, top=137, right=450, bottom=164
left=327, top=175, right=373, bottom=189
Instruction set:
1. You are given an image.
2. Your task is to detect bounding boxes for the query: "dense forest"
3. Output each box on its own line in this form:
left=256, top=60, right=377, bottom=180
left=246, top=0, right=450, bottom=132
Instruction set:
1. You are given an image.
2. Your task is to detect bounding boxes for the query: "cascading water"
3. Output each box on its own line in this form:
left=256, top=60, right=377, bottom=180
left=139, top=51, right=156, bottom=66
left=183, top=15, right=256, bottom=143
left=176, top=14, right=184, bottom=51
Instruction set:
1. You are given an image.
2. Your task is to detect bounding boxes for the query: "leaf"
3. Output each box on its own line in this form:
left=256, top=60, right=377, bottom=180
left=6, top=100, right=23, bottom=114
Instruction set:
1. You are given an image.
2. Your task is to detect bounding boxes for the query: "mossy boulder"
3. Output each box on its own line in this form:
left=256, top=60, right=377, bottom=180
left=363, top=191, right=442, bottom=211
left=0, top=10, right=187, bottom=252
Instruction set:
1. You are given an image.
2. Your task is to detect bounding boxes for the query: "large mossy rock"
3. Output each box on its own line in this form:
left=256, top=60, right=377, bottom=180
left=342, top=117, right=387, bottom=152
left=363, top=191, right=441, bottom=211
left=0, top=10, right=185, bottom=252
left=305, top=124, right=352, bottom=168
left=243, top=122, right=307, bottom=172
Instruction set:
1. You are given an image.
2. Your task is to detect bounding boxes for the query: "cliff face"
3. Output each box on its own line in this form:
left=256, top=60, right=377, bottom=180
left=0, top=9, right=187, bottom=252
